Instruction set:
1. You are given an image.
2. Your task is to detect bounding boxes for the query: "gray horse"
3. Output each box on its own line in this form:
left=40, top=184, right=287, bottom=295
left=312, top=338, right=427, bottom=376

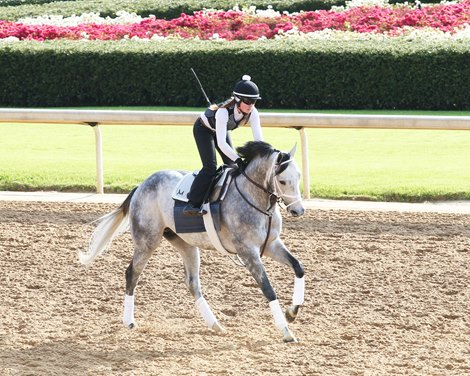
left=79, top=141, right=305, bottom=342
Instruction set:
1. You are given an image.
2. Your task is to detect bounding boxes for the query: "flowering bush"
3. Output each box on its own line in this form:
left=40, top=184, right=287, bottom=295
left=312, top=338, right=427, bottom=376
left=0, top=1, right=469, bottom=42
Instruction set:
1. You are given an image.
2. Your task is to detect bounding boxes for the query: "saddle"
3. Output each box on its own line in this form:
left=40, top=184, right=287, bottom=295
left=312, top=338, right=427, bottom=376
left=171, top=166, right=234, bottom=234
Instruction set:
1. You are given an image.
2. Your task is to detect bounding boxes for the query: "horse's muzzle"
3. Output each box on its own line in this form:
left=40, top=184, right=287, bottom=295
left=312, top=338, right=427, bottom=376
left=288, top=206, right=305, bottom=217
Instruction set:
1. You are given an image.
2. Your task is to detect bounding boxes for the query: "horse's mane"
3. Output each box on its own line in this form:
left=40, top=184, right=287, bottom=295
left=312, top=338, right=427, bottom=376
left=237, top=141, right=291, bottom=174
left=236, top=141, right=276, bottom=163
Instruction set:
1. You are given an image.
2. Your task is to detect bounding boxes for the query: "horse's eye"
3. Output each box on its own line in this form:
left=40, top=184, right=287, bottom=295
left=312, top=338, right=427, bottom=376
left=279, top=180, right=286, bottom=185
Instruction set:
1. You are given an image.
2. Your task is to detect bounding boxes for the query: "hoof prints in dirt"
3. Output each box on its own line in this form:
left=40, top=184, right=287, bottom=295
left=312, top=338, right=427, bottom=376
left=1, top=201, right=469, bottom=376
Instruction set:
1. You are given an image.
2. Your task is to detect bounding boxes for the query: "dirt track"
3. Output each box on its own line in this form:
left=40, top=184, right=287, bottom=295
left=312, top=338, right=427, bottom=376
left=0, top=200, right=469, bottom=375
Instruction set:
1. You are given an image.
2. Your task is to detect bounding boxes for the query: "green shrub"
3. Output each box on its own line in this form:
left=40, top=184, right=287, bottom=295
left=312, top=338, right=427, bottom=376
left=0, top=0, right=444, bottom=21
left=0, top=0, right=79, bottom=7
left=0, top=38, right=468, bottom=110
left=0, top=0, right=352, bottom=21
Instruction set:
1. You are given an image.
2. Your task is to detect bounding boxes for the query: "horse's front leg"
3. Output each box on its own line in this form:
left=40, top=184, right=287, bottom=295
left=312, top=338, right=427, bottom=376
left=240, top=250, right=297, bottom=343
left=264, top=238, right=305, bottom=323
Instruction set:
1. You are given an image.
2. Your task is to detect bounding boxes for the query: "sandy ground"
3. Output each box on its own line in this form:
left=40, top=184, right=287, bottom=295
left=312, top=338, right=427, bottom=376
left=0, top=200, right=469, bottom=376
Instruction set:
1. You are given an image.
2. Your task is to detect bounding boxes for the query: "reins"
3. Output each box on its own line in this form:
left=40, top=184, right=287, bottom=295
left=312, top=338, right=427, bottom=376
left=224, top=149, right=302, bottom=266
left=233, top=155, right=288, bottom=259
left=234, top=172, right=277, bottom=259
left=235, top=170, right=278, bottom=216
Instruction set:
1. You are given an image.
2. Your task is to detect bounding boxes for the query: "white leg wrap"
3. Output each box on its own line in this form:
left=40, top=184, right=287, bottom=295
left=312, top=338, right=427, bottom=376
left=293, top=276, right=305, bottom=306
left=269, top=299, right=288, bottom=331
left=123, top=294, right=135, bottom=326
left=196, top=296, right=217, bottom=329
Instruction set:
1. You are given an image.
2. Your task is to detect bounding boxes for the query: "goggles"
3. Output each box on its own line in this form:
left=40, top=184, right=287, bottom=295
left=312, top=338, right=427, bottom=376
left=239, top=97, right=257, bottom=105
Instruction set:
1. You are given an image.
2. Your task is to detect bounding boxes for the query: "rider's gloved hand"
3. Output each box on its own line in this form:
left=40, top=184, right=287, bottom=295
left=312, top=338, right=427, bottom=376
left=235, top=157, right=246, bottom=171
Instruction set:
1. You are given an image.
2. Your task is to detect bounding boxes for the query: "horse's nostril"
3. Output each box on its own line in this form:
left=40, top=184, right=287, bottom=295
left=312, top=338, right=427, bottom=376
left=290, top=208, right=305, bottom=217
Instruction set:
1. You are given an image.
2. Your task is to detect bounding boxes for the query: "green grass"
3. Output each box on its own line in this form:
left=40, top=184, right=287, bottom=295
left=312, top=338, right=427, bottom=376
left=1, top=108, right=470, bottom=201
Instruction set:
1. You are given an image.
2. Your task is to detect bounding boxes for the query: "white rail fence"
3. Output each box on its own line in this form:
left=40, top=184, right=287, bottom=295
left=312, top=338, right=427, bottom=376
left=1, top=108, right=470, bottom=198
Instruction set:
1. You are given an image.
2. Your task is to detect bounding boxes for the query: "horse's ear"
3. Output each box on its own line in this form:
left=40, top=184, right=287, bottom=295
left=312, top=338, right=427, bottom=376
left=289, top=143, right=297, bottom=157
left=275, top=151, right=290, bottom=175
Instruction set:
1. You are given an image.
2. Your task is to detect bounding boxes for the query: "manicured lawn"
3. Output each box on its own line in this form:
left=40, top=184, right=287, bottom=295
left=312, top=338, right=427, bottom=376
left=1, top=108, right=470, bottom=201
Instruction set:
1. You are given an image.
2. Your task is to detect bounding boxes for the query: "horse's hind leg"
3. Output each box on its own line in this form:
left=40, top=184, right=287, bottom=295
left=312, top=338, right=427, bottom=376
left=163, top=230, right=224, bottom=333
left=264, top=238, right=305, bottom=323
left=123, top=233, right=162, bottom=328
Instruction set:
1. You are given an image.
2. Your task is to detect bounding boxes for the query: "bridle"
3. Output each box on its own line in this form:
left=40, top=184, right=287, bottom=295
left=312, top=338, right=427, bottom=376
left=233, top=152, right=302, bottom=258
left=272, top=157, right=303, bottom=210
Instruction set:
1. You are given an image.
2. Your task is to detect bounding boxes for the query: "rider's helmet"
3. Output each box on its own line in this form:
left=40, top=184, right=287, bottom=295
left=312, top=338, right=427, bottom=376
left=233, top=75, right=261, bottom=104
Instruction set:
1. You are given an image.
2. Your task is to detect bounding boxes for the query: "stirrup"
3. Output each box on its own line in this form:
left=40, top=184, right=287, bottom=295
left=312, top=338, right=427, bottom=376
left=183, top=203, right=207, bottom=217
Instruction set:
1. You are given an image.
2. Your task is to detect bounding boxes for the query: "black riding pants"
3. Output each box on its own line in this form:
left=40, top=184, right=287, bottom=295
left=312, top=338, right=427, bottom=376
left=187, top=119, right=233, bottom=206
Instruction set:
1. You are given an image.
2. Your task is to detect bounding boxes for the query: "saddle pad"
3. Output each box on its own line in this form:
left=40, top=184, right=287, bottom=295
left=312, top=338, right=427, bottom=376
left=173, top=200, right=205, bottom=233
left=173, top=200, right=221, bottom=234
left=171, top=171, right=198, bottom=203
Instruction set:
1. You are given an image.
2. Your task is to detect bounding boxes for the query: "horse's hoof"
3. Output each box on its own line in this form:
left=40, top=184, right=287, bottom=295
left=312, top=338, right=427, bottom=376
left=211, top=321, right=226, bottom=333
left=123, top=320, right=135, bottom=329
left=281, top=326, right=298, bottom=343
left=285, top=305, right=299, bottom=323
left=284, top=336, right=298, bottom=343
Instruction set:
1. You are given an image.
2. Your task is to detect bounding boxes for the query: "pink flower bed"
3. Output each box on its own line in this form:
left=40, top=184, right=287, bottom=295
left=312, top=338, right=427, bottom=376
left=1, top=1, right=469, bottom=41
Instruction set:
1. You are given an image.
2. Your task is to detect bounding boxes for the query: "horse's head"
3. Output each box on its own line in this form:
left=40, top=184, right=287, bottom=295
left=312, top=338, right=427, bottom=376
left=236, top=141, right=305, bottom=217
left=274, top=144, right=305, bottom=217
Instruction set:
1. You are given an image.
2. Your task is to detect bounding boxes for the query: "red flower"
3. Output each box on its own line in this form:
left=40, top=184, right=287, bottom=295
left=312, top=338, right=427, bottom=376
left=1, top=1, right=470, bottom=41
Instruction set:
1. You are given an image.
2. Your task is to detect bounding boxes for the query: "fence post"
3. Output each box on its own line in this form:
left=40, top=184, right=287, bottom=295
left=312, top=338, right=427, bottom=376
left=87, top=122, right=104, bottom=194
left=299, top=127, right=310, bottom=199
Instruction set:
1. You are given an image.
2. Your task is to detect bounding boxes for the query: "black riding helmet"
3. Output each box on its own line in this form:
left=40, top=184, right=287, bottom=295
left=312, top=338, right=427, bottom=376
left=233, top=75, right=261, bottom=103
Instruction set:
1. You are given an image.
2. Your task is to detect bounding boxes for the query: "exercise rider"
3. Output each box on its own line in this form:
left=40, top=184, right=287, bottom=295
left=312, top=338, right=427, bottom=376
left=183, top=74, right=263, bottom=216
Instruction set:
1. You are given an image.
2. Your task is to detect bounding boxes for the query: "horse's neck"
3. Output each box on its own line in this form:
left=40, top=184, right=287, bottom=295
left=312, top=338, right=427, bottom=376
left=241, top=161, right=275, bottom=204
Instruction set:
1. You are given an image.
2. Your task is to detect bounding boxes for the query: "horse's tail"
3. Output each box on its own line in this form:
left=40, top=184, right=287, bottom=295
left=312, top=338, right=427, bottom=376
left=79, top=187, right=138, bottom=266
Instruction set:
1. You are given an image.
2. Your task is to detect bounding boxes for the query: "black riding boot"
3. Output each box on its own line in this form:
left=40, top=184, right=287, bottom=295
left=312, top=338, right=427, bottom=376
left=184, top=167, right=214, bottom=217
left=183, top=118, right=229, bottom=217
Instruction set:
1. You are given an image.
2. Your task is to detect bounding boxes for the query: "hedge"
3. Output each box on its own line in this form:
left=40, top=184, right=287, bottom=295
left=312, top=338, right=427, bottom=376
left=0, top=0, right=344, bottom=21
left=0, top=38, right=468, bottom=110
left=0, top=0, right=441, bottom=21
left=0, top=0, right=78, bottom=7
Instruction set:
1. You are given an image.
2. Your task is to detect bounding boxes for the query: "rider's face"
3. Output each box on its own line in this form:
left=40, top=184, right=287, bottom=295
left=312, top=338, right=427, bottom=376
left=238, top=100, right=255, bottom=114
